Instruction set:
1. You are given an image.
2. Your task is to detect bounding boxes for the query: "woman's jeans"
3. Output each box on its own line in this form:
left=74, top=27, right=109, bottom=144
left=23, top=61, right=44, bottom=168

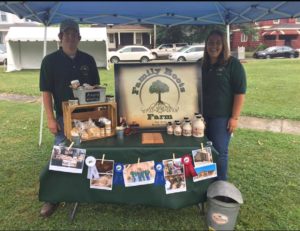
left=204, top=117, right=231, bottom=181
left=54, top=116, right=66, bottom=145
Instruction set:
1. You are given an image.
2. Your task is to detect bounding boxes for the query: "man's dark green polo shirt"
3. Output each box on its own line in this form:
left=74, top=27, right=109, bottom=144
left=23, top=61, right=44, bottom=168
left=40, top=48, right=100, bottom=116
left=202, top=56, right=247, bottom=117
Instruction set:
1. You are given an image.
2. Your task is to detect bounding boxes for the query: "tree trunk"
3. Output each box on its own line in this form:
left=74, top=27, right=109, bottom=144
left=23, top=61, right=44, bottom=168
left=158, top=92, right=161, bottom=102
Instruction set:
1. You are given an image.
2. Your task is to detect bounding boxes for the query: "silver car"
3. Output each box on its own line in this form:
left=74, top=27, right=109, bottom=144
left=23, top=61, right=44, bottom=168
left=169, top=44, right=205, bottom=62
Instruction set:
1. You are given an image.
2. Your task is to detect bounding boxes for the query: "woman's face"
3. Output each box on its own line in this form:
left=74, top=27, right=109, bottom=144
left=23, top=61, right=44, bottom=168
left=206, top=34, right=223, bottom=62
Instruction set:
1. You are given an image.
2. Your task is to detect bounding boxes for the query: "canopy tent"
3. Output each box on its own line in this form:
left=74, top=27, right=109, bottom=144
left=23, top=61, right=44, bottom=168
left=0, top=1, right=299, bottom=146
left=0, top=1, right=300, bottom=26
left=6, top=27, right=108, bottom=72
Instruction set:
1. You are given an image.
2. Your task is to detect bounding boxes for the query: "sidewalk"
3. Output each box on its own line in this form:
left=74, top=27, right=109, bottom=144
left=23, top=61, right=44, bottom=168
left=239, top=116, right=300, bottom=135
left=1, top=93, right=299, bottom=135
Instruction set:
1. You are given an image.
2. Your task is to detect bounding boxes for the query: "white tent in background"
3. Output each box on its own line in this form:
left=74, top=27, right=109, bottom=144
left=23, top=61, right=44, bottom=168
left=5, top=27, right=109, bottom=72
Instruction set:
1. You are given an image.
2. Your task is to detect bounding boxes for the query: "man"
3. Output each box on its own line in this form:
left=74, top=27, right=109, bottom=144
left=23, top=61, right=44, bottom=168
left=39, top=19, right=100, bottom=218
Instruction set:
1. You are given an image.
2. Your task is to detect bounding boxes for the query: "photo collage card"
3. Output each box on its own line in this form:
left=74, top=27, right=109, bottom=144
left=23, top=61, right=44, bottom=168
left=90, top=159, right=114, bottom=190
left=49, top=145, right=86, bottom=174
left=163, top=158, right=187, bottom=194
left=123, top=160, right=156, bottom=187
left=192, top=147, right=217, bottom=182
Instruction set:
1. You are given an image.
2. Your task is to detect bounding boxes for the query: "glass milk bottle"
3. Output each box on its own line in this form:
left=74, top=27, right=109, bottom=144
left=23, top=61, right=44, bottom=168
left=192, top=114, right=205, bottom=137
left=182, top=119, right=192, bottom=137
left=192, top=112, right=200, bottom=124
left=173, top=121, right=182, bottom=136
left=166, top=122, right=173, bottom=135
left=183, top=117, right=189, bottom=128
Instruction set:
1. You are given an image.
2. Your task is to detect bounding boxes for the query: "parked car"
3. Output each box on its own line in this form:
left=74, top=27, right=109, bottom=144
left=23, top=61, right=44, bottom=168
left=0, top=44, right=7, bottom=65
left=151, top=43, right=188, bottom=59
left=108, top=45, right=155, bottom=63
left=168, top=44, right=205, bottom=62
left=253, top=46, right=299, bottom=59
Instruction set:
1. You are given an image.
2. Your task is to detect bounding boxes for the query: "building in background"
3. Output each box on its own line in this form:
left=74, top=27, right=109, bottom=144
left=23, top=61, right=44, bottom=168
left=96, top=24, right=154, bottom=51
left=231, top=18, right=300, bottom=51
left=0, top=11, right=40, bottom=45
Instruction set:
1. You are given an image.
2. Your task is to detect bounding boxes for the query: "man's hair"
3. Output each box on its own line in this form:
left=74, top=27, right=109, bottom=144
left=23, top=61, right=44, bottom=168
left=202, top=29, right=230, bottom=68
left=59, top=19, right=79, bottom=33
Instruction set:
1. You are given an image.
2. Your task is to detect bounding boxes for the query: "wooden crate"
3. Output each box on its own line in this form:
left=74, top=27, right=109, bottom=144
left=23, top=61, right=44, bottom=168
left=62, top=101, right=117, bottom=141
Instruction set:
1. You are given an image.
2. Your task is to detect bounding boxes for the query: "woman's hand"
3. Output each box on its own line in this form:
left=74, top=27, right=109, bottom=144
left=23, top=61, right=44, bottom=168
left=227, top=117, right=239, bottom=134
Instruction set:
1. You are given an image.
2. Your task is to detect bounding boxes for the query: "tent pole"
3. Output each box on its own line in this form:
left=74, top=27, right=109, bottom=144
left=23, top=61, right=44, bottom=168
left=226, top=24, right=231, bottom=52
left=39, top=25, right=48, bottom=146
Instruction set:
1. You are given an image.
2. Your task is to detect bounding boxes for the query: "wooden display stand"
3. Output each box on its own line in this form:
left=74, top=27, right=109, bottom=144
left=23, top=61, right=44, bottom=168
left=62, top=101, right=117, bottom=141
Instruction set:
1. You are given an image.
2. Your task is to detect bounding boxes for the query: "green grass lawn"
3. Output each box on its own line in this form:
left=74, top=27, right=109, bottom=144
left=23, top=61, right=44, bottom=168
left=0, top=59, right=300, bottom=120
left=242, top=58, right=300, bottom=120
left=0, top=100, right=299, bottom=230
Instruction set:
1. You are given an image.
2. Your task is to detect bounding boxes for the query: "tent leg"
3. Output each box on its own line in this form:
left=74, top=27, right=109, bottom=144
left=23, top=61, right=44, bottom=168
left=38, top=101, right=44, bottom=146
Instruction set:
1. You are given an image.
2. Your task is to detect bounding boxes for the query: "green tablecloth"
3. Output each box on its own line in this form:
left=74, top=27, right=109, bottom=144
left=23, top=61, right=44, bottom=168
left=39, top=132, right=218, bottom=209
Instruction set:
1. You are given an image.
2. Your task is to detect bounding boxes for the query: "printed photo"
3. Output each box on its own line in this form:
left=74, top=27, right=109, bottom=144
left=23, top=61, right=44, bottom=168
left=165, top=174, right=187, bottom=194
left=193, top=163, right=217, bottom=182
left=192, top=147, right=213, bottom=167
left=123, top=160, right=155, bottom=187
left=163, top=158, right=186, bottom=194
left=163, top=158, right=184, bottom=176
left=49, top=145, right=86, bottom=174
left=90, top=159, right=114, bottom=190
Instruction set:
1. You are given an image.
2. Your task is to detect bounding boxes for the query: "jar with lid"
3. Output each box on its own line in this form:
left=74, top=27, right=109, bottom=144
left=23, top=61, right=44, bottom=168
left=192, top=114, right=205, bottom=137
left=182, top=117, right=189, bottom=128
left=166, top=122, right=173, bottom=135
left=173, top=121, right=182, bottom=136
left=182, top=119, right=192, bottom=137
left=192, top=112, right=200, bottom=124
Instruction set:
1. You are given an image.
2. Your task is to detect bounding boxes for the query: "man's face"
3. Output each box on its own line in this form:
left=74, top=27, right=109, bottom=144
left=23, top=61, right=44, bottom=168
left=61, top=28, right=80, bottom=50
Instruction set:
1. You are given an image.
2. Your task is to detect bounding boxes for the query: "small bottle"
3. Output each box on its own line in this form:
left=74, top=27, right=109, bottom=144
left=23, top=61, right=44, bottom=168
left=206, top=141, right=213, bottom=147
left=167, top=122, right=173, bottom=135
left=99, top=123, right=105, bottom=137
left=182, top=119, right=192, bottom=137
left=174, top=121, right=182, bottom=136
left=173, top=120, right=180, bottom=130
left=192, top=114, right=205, bottom=138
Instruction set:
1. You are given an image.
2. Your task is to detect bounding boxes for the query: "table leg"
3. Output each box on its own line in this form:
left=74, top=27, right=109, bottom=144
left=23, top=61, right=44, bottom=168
left=198, top=202, right=205, bottom=216
left=69, top=202, right=79, bottom=221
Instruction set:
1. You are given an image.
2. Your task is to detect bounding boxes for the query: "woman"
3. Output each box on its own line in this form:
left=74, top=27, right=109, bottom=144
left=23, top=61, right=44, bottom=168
left=200, top=29, right=247, bottom=181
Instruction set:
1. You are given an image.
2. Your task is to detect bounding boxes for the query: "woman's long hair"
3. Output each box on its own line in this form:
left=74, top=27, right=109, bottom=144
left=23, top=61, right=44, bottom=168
left=202, top=29, right=230, bottom=69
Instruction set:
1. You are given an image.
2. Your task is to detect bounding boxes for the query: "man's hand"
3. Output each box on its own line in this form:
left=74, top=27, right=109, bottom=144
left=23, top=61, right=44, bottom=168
left=227, top=117, right=238, bottom=134
left=47, top=118, right=61, bottom=135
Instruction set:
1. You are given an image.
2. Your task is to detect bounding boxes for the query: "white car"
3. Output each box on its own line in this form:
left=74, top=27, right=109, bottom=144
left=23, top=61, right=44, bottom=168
left=168, top=44, right=205, bottom=62
left=0, top=45, right=7, bottom=65
left=108, top=45, right=155, bottom=63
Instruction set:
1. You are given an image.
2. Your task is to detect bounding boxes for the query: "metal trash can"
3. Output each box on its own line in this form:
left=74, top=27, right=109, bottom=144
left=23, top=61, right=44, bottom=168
left=206, top=180, right=243, bottom=231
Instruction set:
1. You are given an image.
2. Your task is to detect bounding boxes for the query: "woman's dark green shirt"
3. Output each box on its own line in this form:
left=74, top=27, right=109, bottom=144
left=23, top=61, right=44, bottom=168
left=202, top=56, right=247, bottom=117
left=39, top=48, right=100, bottom=116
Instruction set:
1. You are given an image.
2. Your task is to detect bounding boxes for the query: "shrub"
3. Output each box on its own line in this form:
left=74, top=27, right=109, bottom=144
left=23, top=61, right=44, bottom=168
left=254, top=43, right=268, bottom=52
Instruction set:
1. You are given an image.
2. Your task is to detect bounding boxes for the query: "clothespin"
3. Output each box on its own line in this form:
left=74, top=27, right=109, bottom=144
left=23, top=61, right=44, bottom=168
left=137, top=157, right=140, bottom=166
left=67, top=142, right=74, bottom=151
left=173, top=153, right=175, bottom=160
left=101, top=154, right=105, bottom=164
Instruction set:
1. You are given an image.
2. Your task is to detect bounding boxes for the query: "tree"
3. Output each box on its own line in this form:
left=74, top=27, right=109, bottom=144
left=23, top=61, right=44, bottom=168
left=239, top=22, right=258, bottom=37
left=143, top=80, right=178, bottom=113
left=156, top=24, right=226, bottom=45
left=149, top=80, right=169, bottom=103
